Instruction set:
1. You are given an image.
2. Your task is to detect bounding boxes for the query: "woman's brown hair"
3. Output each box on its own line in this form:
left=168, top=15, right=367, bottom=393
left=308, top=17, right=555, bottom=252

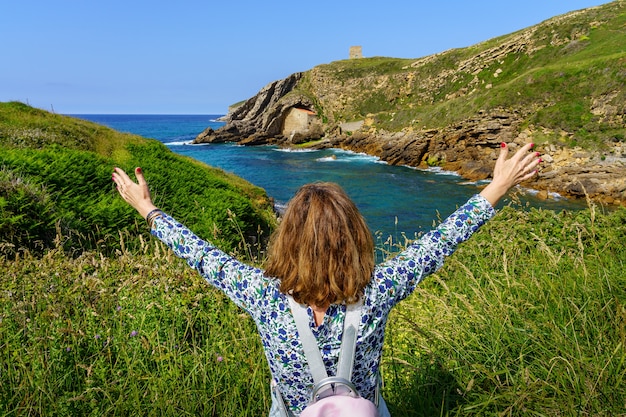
left=264, top=182, right=374, bottom=307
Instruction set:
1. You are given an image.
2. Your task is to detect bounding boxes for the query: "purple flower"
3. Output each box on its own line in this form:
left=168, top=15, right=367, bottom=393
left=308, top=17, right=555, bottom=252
left=216, top=355, right=224, bottom=362
left=94, top=334, right=101, bottom=339
left=130, top=330, right=138, bottom=337
left=116, top=306, right=122, bottom=312
left=66, top=347, right=71, bottom=352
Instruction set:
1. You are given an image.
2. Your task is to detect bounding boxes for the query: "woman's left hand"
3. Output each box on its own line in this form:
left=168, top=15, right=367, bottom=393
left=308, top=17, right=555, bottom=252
left=112, top=167, right=158, bottom=219
left=479, top=143, right=543, bottom=207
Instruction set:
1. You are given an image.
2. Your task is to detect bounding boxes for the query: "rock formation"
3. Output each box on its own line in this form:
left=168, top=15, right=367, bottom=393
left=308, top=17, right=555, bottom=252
left=193, top=72, right=316, bottom=145
left=193, top=2, right=626, bottom=206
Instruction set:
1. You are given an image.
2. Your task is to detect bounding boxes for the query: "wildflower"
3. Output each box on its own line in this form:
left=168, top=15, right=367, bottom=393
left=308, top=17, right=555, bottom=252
left=116, top=306, right=122, bottom=311
left=66, top=347, right=71, bottom=352
left=130, top=330, right=138, bottom=337
left=217, top=355, right=224, bottom=362
left=94, top=334, right=101, bottom=340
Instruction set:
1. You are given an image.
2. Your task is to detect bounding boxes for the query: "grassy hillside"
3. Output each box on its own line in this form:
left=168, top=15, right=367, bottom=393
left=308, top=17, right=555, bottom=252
left=1, top=101, right=624, bottom=415
left=0, top=101, right=276, bottom=257
left=1, top=203, right=624, bottom=416
left=297, top=0, right=625, bottom=150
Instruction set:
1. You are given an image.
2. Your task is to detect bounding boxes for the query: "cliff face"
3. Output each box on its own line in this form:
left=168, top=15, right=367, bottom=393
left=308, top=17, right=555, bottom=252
left=330, top=112, right=626, bottom=206
left=195, top=1, right=626, bottom=206
left=194, top=72, right=319, bottom=145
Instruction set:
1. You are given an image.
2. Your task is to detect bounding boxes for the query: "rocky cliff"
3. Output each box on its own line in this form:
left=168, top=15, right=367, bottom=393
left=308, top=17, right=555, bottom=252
left=195, top=1, right=626, bottom=206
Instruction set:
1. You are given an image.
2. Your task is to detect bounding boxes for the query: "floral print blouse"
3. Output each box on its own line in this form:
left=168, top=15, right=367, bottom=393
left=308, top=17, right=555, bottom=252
left=150, top=194, right=495, bottom=415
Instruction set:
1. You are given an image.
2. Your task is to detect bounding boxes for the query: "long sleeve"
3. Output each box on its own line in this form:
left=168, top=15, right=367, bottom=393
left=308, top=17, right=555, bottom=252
left=150, top=213, right=273, bottom=314
left=371, top=194, right=496, bottom=306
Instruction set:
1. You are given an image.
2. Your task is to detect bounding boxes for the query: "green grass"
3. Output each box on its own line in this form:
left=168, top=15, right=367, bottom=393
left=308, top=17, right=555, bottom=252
left=0, top=101, right=278, bottom=415
left=1, top=203, right=624, bottom=416
left=0, top=237, right=270, bottom=416
left=316, top=57, right=414, bottom=81
left=383, top=204, right=626, bottom=416
left=0, top=101, right=276, bottom=258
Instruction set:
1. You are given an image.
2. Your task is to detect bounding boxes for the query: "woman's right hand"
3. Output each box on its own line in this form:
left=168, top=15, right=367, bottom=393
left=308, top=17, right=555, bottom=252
left=479, top=142, right=542, bottom=207
left=112, top=167, right=158, bottom=219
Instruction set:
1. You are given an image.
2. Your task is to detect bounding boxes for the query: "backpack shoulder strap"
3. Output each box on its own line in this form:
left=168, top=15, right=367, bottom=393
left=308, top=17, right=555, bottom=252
left=287, top=296, right=363, bottom=384
left=288, top=296, right=328, bottom=383
left=336, top=300, right=361, bottom=380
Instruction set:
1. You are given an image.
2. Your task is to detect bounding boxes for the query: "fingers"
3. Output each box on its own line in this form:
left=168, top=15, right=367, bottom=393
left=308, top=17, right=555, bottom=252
left=112, top=167, right=141, bottom=202
left=497, top=142, right=509, bottom=167
left=112, top=167, right=136, bottom=192
left=522, top=151, right=541, bottom=171
left=519, top=169, right=538, bottom=183
left=111, top=166, right=156, bottom=216
left=134, top=167, right=147, bottom=187
left=112, top=167, right=130, bottom=184
left=112, top=167, right=146, bottom=187
left=510, top=142, right=535, bottom=163
left=494, top=142, right=542, bottom=183
left=510, top=143, right=541, bottom=183
left=481, top=142, right=543, bottom=206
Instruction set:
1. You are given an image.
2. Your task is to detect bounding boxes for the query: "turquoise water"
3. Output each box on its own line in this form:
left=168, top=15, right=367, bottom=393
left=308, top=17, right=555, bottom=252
left=75, top=114, right=587, bottom=240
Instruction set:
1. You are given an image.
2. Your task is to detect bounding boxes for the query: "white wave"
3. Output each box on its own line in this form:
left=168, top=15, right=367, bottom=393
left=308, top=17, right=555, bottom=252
left=316, top=156, right=338, bottom=162
left=459, top=179, right=491, bottom=186
left=165, top=140, right=194, bottom=146
left=219, top=142, right=246, bottom=147
left=518, top=187, right=565, bottom=200
left=274, top=202, right=288, bottom=215
left=403, top=165, right=460, bottom=176
left=422, top=166, right=462, bottom=177
left=331, top=149, right=382, bottom=163
left=273, top=147, right=319, bottom=153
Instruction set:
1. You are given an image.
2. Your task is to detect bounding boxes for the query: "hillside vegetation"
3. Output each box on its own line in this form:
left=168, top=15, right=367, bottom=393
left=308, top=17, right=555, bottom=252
left=0, top=101, right=276, bottom=257
left=1, top=201, right=625, bottom=415
left=298, top=0, right=625, bottom=150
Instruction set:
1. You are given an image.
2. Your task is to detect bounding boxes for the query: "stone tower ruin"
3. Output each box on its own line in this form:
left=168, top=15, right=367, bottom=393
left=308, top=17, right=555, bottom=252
left=349, top=46, right=363, bottom=59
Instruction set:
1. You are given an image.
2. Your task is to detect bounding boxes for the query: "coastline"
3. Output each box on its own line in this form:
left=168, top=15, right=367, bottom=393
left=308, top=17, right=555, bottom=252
left=306, top=129, right=626, bottom=208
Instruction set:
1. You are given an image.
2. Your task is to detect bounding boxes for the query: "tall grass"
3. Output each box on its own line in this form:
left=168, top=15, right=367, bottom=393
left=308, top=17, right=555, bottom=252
left=384, top=204, right=626, bottom=416
left=0, top=101, right=277, bottom=415
left=0, top=235, right=270, bottom=416
left=2, top=204, right=624, bottom=416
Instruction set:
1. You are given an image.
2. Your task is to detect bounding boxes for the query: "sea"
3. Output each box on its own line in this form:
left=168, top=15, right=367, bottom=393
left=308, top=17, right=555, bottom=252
left=73, top=114, right=587, bottom=242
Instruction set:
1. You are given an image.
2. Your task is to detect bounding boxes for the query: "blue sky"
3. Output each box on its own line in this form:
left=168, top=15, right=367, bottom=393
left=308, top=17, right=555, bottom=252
left=0, top=0, right=611, bottom=114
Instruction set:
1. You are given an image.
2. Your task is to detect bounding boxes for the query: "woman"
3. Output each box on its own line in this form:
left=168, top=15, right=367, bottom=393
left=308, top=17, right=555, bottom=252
left=112, top=142, right=541, bottom=416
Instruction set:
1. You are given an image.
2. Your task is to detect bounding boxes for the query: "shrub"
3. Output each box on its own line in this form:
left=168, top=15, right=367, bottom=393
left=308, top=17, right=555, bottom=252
left=0, top=166, right=58, bottom=256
